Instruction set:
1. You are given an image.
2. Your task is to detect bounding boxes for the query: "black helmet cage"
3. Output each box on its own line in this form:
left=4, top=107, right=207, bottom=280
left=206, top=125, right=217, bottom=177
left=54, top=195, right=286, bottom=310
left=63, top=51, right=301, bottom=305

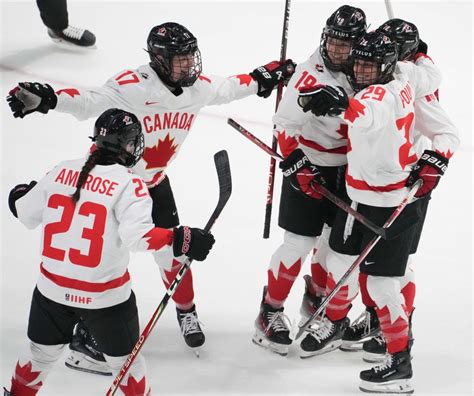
left=147, top=23, right=202, bottom=88
left=320, top=5, right=367, bottom=72
left=377, top=19, right=419, bottom=61
left=347, top=32, right=399, bottom=92
left=93, top=109, right=144, bottom=167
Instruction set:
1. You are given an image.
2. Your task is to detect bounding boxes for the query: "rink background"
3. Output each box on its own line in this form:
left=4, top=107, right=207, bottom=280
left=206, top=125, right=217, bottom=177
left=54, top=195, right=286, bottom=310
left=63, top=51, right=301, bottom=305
left=1, top=1, right=472, bottom=395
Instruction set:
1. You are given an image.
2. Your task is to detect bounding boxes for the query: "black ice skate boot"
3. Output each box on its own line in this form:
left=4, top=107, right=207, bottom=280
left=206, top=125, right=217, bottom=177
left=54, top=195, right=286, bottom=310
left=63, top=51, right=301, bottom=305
left=340, top=307, right=380, bottom=352
left=252, top=286, right=292, bottom=356
left=299, top=275, right=323, bottom=325
left=299, top=316, right=350, bottom=358
left=48, top=26, right=96, bottom=48
left=65, top=321, right=112, bottom=376
left=362, top=335, right=387, bottom=363
left=359, top=348, right=414, bottom=394
left=177, top=305, right=205, bottom=356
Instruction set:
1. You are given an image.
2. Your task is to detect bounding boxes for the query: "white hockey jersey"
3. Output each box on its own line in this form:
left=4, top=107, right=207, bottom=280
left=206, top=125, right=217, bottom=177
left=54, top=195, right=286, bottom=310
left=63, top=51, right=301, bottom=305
left=16, top=158, right=174, bottom=309
left=55, top=64, right=258, bottom=187
left=341, top=54, right=442, bottom=207
left=412, top=92, right=459, bottom=157
left=272, top=49, right=353, bottom=166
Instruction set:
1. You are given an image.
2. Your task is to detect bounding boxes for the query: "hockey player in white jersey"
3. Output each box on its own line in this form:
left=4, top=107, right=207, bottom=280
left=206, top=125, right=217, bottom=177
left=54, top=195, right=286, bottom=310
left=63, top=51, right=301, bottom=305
left=252, top=5, right=366, bottom=356
left=3, top=109, right=215, bottom=396
left=6, top=22, right=295, bottom=372
left=297, top=31, right=448, bottom=393
left=347, top=18, right=460, bottom=363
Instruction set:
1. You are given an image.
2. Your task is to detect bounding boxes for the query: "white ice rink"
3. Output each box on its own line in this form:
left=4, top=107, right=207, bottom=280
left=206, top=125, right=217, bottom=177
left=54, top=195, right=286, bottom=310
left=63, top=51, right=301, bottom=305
left=1, top=1, right=472, bottom=395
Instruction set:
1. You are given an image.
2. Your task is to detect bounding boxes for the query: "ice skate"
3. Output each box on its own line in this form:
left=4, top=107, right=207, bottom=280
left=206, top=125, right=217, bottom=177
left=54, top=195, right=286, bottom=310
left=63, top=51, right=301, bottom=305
left=359, top=349, right=413, bottom=394
left=48, top=26, right=96, bottom=48
left=363, top=335, right=387, bottom=363
left=340, top=307, right=380, bottom=352
left=299, top=316, right=349, bottom=358
left=298, top=274, right=324, bottom=327
left=65, top=322, right=111, bottom=376
left=177, top=305, right=205, bottom=357
left=252, top=287, right=292, bottom=356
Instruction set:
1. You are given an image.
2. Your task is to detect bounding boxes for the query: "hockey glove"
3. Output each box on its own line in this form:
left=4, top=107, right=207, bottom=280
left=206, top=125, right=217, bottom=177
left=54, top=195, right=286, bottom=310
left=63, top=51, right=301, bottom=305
left=298, top=84, right=349, bottom=117
left=173, top=226, right=215, bottom=261
left=8, top=181, right=37, bottom=218
left=280, top=148, right=325, bottom=200
left=250, top=59, right=296, bottom=98
left=406, top=149, right=448, bottom=197
left=7, top=82, right=57, bottom=118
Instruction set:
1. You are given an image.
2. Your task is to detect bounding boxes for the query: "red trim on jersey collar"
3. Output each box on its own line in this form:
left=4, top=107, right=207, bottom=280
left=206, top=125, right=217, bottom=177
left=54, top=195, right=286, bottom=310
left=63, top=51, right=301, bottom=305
left=299, top=136, right=347, bottom=155
left=40, top=263, right=130, bottom=292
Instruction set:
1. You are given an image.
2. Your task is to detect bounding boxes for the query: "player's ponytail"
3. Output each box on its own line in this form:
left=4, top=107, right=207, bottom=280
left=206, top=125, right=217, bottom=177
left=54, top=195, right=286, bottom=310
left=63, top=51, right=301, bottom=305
left=71, top=150, right=102, bottom=203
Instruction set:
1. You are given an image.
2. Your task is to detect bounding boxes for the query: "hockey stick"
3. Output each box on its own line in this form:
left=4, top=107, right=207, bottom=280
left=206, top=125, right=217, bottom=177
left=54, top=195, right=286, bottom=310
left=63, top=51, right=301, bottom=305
left=263, top=0, right=292, bottom=239
left=106, top=150, right=232, bottom=396
left=384, top=0, right=395, bottom=18
left=228, top=118, right=396, bottom=240
left=294, top=178, right=423, bottom=340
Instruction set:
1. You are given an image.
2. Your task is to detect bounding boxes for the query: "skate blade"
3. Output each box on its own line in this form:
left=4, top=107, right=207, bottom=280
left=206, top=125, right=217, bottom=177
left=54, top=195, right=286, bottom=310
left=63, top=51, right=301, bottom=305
left=359, top=379, right=414, bottom=394
left=252, top=331, right=290, bottom=356
left=299, top=339, right=342, bottom=359
left=65, top=352, right=112, bottom=376
left=339, top=340, right=364, bottom=352
left=362, top=352, right=388, bottom=363
left=50, top=37, right=97, bottom=50
left=65, top=361, right=112, bottom=376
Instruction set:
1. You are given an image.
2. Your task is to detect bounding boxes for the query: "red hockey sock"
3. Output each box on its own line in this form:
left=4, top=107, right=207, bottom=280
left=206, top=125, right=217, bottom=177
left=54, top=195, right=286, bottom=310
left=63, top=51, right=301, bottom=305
left=119, top=375, right=151, bottom=396
left=325, top=272, right=352, bottom=321
left=376, top=305, right=410, bottom=354
left=266, top=259, right=302, bottom=308
left=10, top=361, right=43, bottom=396
left=359, top=273, right=376, bottom=308
left=310, top=259, right=328, bottom=296
left=162, top=259, right=194, bottom=310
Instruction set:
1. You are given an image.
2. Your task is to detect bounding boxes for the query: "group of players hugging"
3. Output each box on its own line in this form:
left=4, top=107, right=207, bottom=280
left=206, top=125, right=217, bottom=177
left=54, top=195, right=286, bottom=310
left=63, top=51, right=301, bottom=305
left=4, top=3, right=459, bottom=395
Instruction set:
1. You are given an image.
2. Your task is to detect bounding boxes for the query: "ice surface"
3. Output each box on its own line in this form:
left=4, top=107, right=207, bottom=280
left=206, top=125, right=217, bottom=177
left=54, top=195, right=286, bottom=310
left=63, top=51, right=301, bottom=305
left=1, top=1, right=472, bottom=395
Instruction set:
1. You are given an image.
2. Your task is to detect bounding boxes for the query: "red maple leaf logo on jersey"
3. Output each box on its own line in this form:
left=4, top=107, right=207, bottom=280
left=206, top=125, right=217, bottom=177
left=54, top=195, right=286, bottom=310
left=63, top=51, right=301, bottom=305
left=119, top=375, right=150, bottom=396
left=344, top=99, right=366, bottom=123
left=56, top=88, right=80, bottom=98
left=143, top=228, right=173, bottom=251
left=276, top=130, right=298, bottom=158
left=11, top=361, right=43, bottom=395
left=233, top=74, right=253, bottom=86
left=142, top=134, right=178, bottom=169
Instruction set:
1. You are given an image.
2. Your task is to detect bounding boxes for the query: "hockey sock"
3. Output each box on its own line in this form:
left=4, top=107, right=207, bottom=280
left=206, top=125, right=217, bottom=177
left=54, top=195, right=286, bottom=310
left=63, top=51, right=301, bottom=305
left=10, top=343, right=66, bottom=396
left=161, top=258, right=194, bottom=310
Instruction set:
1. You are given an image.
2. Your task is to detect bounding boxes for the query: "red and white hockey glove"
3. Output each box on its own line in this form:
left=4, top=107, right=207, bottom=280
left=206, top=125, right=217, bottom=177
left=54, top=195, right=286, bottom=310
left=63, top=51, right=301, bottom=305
left=8, top=181, right=37, bottom=218
left=7, top=82, right=57, bottom=118
left=280, top=148, right=325, bottom=200
left=298, top=84, right=349, bottom=117
left=250, top=59, right=296, bottom=98
left=173, top=226, right=215, bottom=261
left=406, top=149, right=448, bottom=197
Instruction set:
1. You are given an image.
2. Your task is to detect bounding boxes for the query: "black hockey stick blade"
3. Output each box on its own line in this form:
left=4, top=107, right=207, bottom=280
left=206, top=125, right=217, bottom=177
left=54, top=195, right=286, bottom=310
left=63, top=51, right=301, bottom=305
left=203, top=150, right=232, bottom=233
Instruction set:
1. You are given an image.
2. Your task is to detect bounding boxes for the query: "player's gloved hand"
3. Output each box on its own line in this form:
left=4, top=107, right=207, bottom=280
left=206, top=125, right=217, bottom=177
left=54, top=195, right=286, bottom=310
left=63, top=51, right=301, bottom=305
left=298, top=84, right=349, bottom=117
left=416, top=39, right=428, bottom=55
left=173, top=226, right=215, bottom=261
left=8, top=181, right=37, bottom=218
left=250, top=59, right=296, bottom=98
left=279, top=148, right=325, bottom=200
left=6, top=82, right=57, bottom=118
left=406, top=149, right=448, bottom=197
